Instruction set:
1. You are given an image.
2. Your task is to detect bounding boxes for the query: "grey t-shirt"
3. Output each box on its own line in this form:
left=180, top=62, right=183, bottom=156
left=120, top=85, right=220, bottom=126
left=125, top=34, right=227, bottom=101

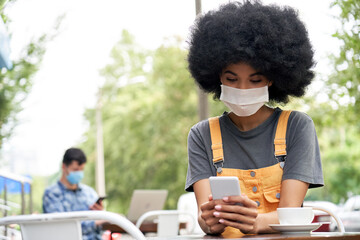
left=185, top=108, right=324, bottom=192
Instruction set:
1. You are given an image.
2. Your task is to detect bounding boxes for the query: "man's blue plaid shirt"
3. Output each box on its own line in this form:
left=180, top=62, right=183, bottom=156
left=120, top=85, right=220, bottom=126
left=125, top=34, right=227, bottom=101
left=42, top=181, right=102, bottom=240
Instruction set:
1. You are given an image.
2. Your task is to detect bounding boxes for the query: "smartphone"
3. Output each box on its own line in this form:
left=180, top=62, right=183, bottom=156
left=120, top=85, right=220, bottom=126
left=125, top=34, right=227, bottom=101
left=209, top=176, right=241, bottom=200
left=96, top=196, right=106, bottom=204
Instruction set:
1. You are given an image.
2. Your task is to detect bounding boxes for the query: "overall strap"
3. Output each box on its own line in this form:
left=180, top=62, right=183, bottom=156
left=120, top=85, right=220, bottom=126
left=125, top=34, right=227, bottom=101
left=209, top=117, right=224, bottom=173
left=209, top=110, right=292, bottom=172
left=274, top=110, right=292, bottom=162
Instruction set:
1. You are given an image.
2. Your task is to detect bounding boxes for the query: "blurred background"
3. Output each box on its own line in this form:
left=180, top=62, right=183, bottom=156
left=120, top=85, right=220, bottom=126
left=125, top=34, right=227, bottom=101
left=0, top=0, right=359, bottom=232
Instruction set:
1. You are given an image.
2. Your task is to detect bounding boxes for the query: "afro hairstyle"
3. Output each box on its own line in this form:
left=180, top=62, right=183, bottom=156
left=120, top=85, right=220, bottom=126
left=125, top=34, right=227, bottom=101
left=187, top=0, right=315, bottom=103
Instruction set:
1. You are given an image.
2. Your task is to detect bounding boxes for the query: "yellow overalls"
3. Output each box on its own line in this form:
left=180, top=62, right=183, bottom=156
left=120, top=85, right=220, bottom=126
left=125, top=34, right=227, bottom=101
left=208, top=110, right=292, bottom=238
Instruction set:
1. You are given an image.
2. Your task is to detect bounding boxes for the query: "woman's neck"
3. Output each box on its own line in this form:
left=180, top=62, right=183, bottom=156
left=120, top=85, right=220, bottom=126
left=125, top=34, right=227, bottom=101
left=228, top=105, right=274, bottom=131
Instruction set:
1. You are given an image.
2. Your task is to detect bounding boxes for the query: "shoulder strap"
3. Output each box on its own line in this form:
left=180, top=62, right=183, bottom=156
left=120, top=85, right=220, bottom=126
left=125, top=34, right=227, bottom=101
left=208, top=117, right=224, bottom=164
left=274, top=110, right=292, bottom=158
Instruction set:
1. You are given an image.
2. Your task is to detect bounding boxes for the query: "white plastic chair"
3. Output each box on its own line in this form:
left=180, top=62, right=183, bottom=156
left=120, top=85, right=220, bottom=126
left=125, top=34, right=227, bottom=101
left=177, top=192, right=204, bottom=234
left=136, top=210, right=195, bottom=237
left=0, top=225, right=21, bottom=240
left=302, top=204, right=345, bottom=233
left=0, top=211, right=146, bottom=240
left=312, top=206, right=345, bottom=233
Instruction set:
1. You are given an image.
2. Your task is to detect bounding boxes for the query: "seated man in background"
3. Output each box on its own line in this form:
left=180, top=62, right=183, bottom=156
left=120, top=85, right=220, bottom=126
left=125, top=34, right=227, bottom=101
left=43, top=147, right=104, bottom=240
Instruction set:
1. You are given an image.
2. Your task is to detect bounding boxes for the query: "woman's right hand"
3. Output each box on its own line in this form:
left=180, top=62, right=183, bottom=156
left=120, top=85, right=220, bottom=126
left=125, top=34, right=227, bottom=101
left=200, top=195, right=226, bottom=235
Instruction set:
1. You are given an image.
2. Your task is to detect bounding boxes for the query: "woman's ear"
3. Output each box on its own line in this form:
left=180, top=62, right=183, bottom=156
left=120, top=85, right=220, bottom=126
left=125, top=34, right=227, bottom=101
left=268, top=80, right=273, bottom=87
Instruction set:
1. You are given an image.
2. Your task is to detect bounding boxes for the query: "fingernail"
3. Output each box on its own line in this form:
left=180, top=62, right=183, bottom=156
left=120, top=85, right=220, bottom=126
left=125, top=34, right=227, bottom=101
left=223, top=197, right=229, bottom=201
left=213, top=211, right=220, bottom=217
left=219, top=219, right=224, bottom=223
left=215, top=205, right=221, bottom=210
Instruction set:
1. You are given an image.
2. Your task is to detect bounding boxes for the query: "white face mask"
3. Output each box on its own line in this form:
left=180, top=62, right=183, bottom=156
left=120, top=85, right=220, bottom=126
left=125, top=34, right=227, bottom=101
left=220, top=85, right=269, bottom=117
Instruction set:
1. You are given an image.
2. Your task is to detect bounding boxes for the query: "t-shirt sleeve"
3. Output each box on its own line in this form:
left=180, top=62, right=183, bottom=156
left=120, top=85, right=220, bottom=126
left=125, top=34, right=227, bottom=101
left=185, top=123, right=214, bottom=192
left=282, top=111, right=324, bottom=188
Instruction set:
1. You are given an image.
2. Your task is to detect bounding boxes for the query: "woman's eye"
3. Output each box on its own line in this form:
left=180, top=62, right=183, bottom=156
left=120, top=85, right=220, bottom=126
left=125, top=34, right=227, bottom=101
left=226, top=78, right=237, bottom=82
left=251, top=79, right=262, bottom=83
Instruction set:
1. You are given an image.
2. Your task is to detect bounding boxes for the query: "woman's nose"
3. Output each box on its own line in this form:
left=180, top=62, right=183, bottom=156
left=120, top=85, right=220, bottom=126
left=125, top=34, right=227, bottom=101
left=235, top=81, right=251, bottom=89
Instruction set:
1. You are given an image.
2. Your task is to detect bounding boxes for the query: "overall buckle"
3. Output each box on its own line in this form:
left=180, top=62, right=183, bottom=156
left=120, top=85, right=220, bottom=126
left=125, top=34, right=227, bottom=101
left=213, top=160, right=224, bottom=174
left=276, top=155, right=286, bottom=169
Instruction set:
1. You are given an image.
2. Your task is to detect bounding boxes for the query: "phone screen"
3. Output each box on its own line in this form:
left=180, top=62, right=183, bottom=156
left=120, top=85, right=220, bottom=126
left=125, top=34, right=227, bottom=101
left=209, top=176, right=241, bottom=200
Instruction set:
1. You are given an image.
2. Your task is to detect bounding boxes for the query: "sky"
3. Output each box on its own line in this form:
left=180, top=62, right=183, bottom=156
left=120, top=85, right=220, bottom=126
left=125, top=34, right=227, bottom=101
left=2, top=0, right=341, bottom=176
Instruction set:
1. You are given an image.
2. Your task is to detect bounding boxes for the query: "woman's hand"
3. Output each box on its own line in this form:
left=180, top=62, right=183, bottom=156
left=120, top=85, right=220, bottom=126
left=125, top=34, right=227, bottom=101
left=213, top=193, right=258, bottom=234
left=200, top=195, right=227, bottom=235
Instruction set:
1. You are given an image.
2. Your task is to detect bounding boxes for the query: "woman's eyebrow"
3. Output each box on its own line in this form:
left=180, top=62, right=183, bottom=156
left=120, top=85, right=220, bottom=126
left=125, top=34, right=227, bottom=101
left=224, top=70, right=237, bottom=76
left=223, top=71, right=263, bottom=77
left=250, top=72, right=263, bottom=77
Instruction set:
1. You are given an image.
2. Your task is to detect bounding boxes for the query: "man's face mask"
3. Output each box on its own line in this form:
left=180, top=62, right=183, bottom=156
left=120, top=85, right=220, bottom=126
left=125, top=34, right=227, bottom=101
left=220, top=85, right=269, bottom=117
left=66, top=170, right=84, bottom=185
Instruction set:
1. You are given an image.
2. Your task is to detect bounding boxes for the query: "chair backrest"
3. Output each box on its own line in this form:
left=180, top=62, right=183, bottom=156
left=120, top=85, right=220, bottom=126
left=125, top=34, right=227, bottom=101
left=135, top=193, right=201, bottom=237
left=136, top=210, right=180, bottom=237
left=136, top=209, right=196, bottom=237
left=0, top=211, right=146, bottom=240
left=177, top=192, right=203, bottom=234
left=21, top=220, right=82, bottom=240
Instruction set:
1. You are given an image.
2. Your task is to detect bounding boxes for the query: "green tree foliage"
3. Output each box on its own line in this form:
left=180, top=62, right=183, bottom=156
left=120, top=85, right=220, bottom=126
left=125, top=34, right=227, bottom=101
left=0, top=35, right=48, bottom=148
left=303, top=0, right=360, bottom=202
left=81, top=31, right=195, bottom=213
left=326, top=0, right=360, bottom=200
left=80, top=31, right=228, bottom=213
left=328, top=0, right=360, bottom=119
left=0, top=5, right=55, bottom=149
left=0, top=0, right=11, bottom=11
left=0, top=3, right=60, bottom=214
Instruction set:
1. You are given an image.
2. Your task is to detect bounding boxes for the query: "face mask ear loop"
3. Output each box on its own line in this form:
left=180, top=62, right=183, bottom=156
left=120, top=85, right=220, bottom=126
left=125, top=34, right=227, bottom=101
left=266, top=82, right=271, bottom=106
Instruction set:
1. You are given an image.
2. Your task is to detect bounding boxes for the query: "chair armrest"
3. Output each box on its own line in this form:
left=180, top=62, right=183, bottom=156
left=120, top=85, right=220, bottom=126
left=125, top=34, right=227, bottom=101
left=0, top=211, right=146, bottom=240
left=311, top=207, right=345, bottom=233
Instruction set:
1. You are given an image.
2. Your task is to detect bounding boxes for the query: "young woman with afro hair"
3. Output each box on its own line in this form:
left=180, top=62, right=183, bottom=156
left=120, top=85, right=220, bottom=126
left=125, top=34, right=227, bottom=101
left=185, top=1, right=324, bottom=236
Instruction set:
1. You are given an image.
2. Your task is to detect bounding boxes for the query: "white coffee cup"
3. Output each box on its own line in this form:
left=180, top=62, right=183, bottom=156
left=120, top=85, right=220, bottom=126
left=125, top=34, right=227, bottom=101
left=277, top=207, right=314, bottom=225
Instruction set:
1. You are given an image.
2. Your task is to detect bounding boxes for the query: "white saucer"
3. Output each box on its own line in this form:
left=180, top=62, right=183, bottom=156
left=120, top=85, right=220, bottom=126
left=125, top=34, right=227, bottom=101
left=269, top=223, right=324, bottom=233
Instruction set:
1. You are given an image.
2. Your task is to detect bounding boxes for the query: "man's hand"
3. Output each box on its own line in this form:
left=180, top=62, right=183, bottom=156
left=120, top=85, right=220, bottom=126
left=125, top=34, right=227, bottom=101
left=89, top=200, right=107, bottom=226
left=90, top=201, right=104, bottom=211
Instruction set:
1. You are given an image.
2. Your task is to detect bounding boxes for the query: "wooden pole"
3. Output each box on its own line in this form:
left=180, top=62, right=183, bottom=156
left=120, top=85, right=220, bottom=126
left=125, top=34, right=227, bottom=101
left=195, top=0, right=208, bottom=121
left=96, top=88, right=106, bottom=198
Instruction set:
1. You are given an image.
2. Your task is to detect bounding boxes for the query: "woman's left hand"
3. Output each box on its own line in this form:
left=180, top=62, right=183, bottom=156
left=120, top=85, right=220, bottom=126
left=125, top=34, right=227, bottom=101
left=212, top=193, right=258, bottom=234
